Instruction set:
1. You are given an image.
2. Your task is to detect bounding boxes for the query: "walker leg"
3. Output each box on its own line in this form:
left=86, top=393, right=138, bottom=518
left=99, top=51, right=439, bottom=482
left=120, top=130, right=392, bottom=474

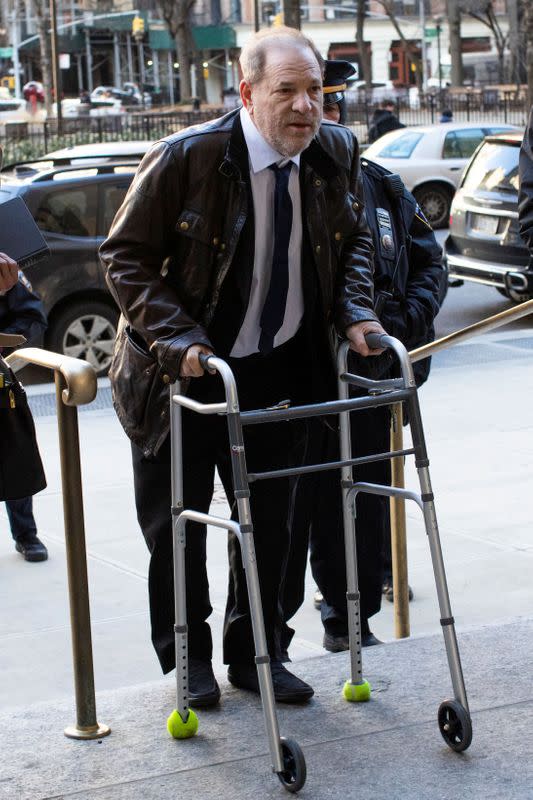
left=227, top=411, right=306, bottom=791
left=408, top=395, right=472, bottom=751
left=337, top=350, right=370, bottom=703
left=167, top=382, right=198, bottom=740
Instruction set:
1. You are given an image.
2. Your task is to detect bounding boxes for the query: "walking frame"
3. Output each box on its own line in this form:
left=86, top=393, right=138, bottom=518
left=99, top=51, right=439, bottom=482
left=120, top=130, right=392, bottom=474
left=166, top=332, right=472, bottom=793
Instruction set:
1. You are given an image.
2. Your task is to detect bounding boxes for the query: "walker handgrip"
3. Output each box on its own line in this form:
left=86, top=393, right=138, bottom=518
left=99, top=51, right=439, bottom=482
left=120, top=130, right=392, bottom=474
left=199, top=353, right=214, bottom=371
left=365, top=332, right=389, bottom=351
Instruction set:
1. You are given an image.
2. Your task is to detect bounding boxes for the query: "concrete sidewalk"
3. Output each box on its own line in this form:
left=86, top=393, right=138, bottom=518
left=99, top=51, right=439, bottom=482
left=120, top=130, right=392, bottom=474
left=1, top=323, right=533, bottom=798
left=1, top=619, right=532, bottom=800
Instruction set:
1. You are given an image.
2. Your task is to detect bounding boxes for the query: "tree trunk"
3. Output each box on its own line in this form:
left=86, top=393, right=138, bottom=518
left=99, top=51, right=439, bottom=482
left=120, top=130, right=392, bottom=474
left=175, top=24, right=192, bottom=101
left=34, top=10, right=53, bottom=112
left=447, top=0, right=463, bottom=86
left=356, top=0, right=371, bottom=88
left=282, top=0, right=301, bottom=30
left=508, top=0, right=520, bottom=86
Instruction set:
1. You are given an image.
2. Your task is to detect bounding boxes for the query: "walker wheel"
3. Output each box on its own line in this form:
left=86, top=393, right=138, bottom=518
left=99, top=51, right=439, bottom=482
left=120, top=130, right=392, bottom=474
left=438, top=700, right=472, bottom=752
left=167, top=708, right=199, bottom=739
left=342, top=679, right=371, bottom=703
left=276, top=737, right=306, bottom=793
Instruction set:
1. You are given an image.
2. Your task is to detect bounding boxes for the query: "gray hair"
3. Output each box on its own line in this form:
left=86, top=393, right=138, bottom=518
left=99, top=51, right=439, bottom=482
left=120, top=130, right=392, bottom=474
left=239, top=26, right=324, bottom=85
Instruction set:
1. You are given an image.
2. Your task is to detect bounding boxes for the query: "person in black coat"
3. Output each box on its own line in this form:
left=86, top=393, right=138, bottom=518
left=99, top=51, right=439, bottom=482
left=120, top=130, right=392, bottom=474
left=1, top=273, right=48, bottom=562
left=281, top=62, right=443, bottom=653
left=368, top=99, right=405, bottom=143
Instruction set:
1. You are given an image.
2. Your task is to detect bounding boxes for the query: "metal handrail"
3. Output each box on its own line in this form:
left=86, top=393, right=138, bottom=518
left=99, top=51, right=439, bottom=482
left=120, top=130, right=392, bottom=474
left=410, top=298, right=533, bottom=363
left=6, top=347, right=110, bottom=740
left=389, top=298, right=533, bottom=638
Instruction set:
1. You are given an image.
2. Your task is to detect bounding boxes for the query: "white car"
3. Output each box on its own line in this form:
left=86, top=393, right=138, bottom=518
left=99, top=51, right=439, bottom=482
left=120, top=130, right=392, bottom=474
left=363, top=122, right=519, bottom=228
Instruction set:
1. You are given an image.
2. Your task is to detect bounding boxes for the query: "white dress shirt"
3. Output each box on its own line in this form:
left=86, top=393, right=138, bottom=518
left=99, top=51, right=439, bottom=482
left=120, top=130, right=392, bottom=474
left=230, top=107, right=304, bottom=358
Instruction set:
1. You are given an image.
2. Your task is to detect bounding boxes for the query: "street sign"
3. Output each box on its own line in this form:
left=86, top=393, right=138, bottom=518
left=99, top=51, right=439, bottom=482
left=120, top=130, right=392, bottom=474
left=424, top=27, right=438, bottom=39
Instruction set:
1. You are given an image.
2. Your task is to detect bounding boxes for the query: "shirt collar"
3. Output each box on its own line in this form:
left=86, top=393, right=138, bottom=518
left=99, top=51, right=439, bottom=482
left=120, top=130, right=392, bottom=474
left=240, top=107, right=300, bottom=174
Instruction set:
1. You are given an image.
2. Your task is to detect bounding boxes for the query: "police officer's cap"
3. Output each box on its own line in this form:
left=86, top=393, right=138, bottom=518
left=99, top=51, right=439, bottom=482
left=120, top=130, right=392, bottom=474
left=323, top=60, right=356, bottom=107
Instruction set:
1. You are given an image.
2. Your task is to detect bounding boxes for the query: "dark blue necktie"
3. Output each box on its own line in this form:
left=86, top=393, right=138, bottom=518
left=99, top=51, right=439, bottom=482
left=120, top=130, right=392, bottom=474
left=258, top=162, right=293, bottom=355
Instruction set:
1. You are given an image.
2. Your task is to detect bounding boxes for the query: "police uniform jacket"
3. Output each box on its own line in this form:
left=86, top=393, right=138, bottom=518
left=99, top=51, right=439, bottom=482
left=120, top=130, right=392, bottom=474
left=0, top=276, right=47, bottom=350
left=358, top=158, right=443, bottom=385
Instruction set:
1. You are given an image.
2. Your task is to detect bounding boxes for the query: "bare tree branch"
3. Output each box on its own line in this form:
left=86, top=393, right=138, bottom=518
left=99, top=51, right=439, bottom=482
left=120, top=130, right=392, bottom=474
left=463, top=0, right=508, bottom=81
left=374, top=0, right=422, bottom=88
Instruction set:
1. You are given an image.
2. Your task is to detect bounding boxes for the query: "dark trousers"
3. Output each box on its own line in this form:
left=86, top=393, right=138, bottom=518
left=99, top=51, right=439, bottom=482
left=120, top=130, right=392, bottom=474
left=132, top=333, right=311, bottom=674
left=282, top=405, right=391, bottom=645
left=5, top=496, right=37, bottom=541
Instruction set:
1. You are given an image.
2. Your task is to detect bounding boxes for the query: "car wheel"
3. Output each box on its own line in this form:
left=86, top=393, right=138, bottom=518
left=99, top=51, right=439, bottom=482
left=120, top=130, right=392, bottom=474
left=413, top=183, right=453, bottom=229
left=47, top=301, right=119, bottom=377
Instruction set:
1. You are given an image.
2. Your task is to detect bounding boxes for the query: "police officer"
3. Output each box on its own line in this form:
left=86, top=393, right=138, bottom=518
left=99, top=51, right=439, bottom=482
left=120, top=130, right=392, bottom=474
left=281, top=60, right=443, bottom=653
left=1, top=271, right=48, bottom=561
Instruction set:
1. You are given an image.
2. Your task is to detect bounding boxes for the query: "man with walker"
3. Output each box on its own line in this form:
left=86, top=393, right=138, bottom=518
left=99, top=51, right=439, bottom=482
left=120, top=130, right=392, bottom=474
left=100, top=27, right=385, bottom=707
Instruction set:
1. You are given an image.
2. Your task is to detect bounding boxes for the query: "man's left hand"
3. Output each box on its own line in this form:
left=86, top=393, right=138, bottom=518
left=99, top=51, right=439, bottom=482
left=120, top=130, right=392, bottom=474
left=346, top=320, right=388, bottom=356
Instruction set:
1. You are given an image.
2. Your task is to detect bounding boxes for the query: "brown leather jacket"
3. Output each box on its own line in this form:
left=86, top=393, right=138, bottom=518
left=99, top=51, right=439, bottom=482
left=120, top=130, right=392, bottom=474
left=100, top=110, right=377, bottom=456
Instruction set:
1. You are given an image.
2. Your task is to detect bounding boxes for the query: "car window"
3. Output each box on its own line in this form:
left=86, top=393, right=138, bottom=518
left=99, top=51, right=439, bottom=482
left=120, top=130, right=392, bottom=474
left=442, top=129, right=484, bottom=159
left=35, top=185, right=98, bottom=237
left=461, top=141, right=520, bottom=194
left=375, top=132, right=423, bottom=159
left=101, top=182, right=130, bottom=233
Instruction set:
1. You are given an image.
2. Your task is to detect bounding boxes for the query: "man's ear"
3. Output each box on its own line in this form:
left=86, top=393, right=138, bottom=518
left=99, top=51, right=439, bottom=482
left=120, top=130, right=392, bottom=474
left=240, top=80, right=252, bottom=113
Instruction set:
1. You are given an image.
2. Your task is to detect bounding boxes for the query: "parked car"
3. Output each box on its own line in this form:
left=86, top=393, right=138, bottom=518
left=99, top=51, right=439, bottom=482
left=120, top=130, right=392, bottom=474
left=43, top=141, right=153, bottom=164
left=363, top=122, right=519, bottom=228
left=0, top=148, right=148, bottom=375
left=90, top=83, right=144, bottom=107
left=445, top=130, right=530, bottom=303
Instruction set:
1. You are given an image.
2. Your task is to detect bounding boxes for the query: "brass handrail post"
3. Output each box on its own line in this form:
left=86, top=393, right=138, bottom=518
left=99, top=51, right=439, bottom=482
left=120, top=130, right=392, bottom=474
left=54, top=371, right=110, bottom=740
left=6, top=348, right=109, bottom=740
left=390, top=403, right=410, bottom=638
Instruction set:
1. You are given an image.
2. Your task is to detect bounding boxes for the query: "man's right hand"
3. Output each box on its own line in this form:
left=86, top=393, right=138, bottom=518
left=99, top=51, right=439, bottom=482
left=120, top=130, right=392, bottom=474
left=0, top=253, right=18, bottom=293
left=180, top=344, right=215, bottom=378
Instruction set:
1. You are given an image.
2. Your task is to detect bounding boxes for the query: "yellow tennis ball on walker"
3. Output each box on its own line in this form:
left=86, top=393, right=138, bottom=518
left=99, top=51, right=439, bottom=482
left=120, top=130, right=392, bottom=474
left=167, top=709, right=199, bottom=738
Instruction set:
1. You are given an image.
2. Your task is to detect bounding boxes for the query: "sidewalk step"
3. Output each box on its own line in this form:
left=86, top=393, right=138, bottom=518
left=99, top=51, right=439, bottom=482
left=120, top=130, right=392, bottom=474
left=2, top=618, right=532, bottom=800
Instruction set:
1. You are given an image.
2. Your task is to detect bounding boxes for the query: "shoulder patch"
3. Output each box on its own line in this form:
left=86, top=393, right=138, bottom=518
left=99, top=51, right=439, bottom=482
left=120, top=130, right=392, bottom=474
left=414, top=203, right=433, bottom=229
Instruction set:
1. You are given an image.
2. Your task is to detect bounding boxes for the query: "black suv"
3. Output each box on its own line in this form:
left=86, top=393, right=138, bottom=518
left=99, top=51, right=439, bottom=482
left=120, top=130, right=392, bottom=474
left=445, top=131, right=530, bottom=302
left=0, top=149, right=145, bottom=375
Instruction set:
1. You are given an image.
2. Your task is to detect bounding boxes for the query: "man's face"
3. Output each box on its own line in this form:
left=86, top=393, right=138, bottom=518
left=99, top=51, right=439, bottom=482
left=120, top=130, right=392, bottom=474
left=240, top=44, right=323, bottom=158
left=323, top=103, right=341, bottom=123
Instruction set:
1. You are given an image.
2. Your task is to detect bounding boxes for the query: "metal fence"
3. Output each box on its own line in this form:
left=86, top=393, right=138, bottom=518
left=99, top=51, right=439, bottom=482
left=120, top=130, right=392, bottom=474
left=346, top=89, right=531, bottom=141
left=0, top=90, right=530, bottom=165
left=0, top=110, right=220, bottom=165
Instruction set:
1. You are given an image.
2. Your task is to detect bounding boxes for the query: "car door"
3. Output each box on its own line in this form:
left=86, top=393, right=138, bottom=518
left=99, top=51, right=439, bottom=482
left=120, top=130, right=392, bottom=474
left=93, top=172, right=134, bottom=293
left=23, top=179, right=100, bottom=313
left=96, top=175, right=133, bottom=244
left=441, top=128, right=486, bottom=187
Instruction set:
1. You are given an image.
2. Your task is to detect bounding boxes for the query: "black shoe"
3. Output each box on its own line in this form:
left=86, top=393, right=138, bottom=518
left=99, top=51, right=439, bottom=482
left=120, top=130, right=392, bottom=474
left=228, top=661, right=314, bottom=703
left=362, top=632, right=383, bottom=647
left=313, top=588, right=323, bottom=610
left=324, top=630, right=383, bottom=650
left=323, top=631, right=349, bottom=653
left=15, top=536, right=48, bottom=562
left=188, top=659, right=220, bottom=708
left=382, top=578, right=414, bottom=603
